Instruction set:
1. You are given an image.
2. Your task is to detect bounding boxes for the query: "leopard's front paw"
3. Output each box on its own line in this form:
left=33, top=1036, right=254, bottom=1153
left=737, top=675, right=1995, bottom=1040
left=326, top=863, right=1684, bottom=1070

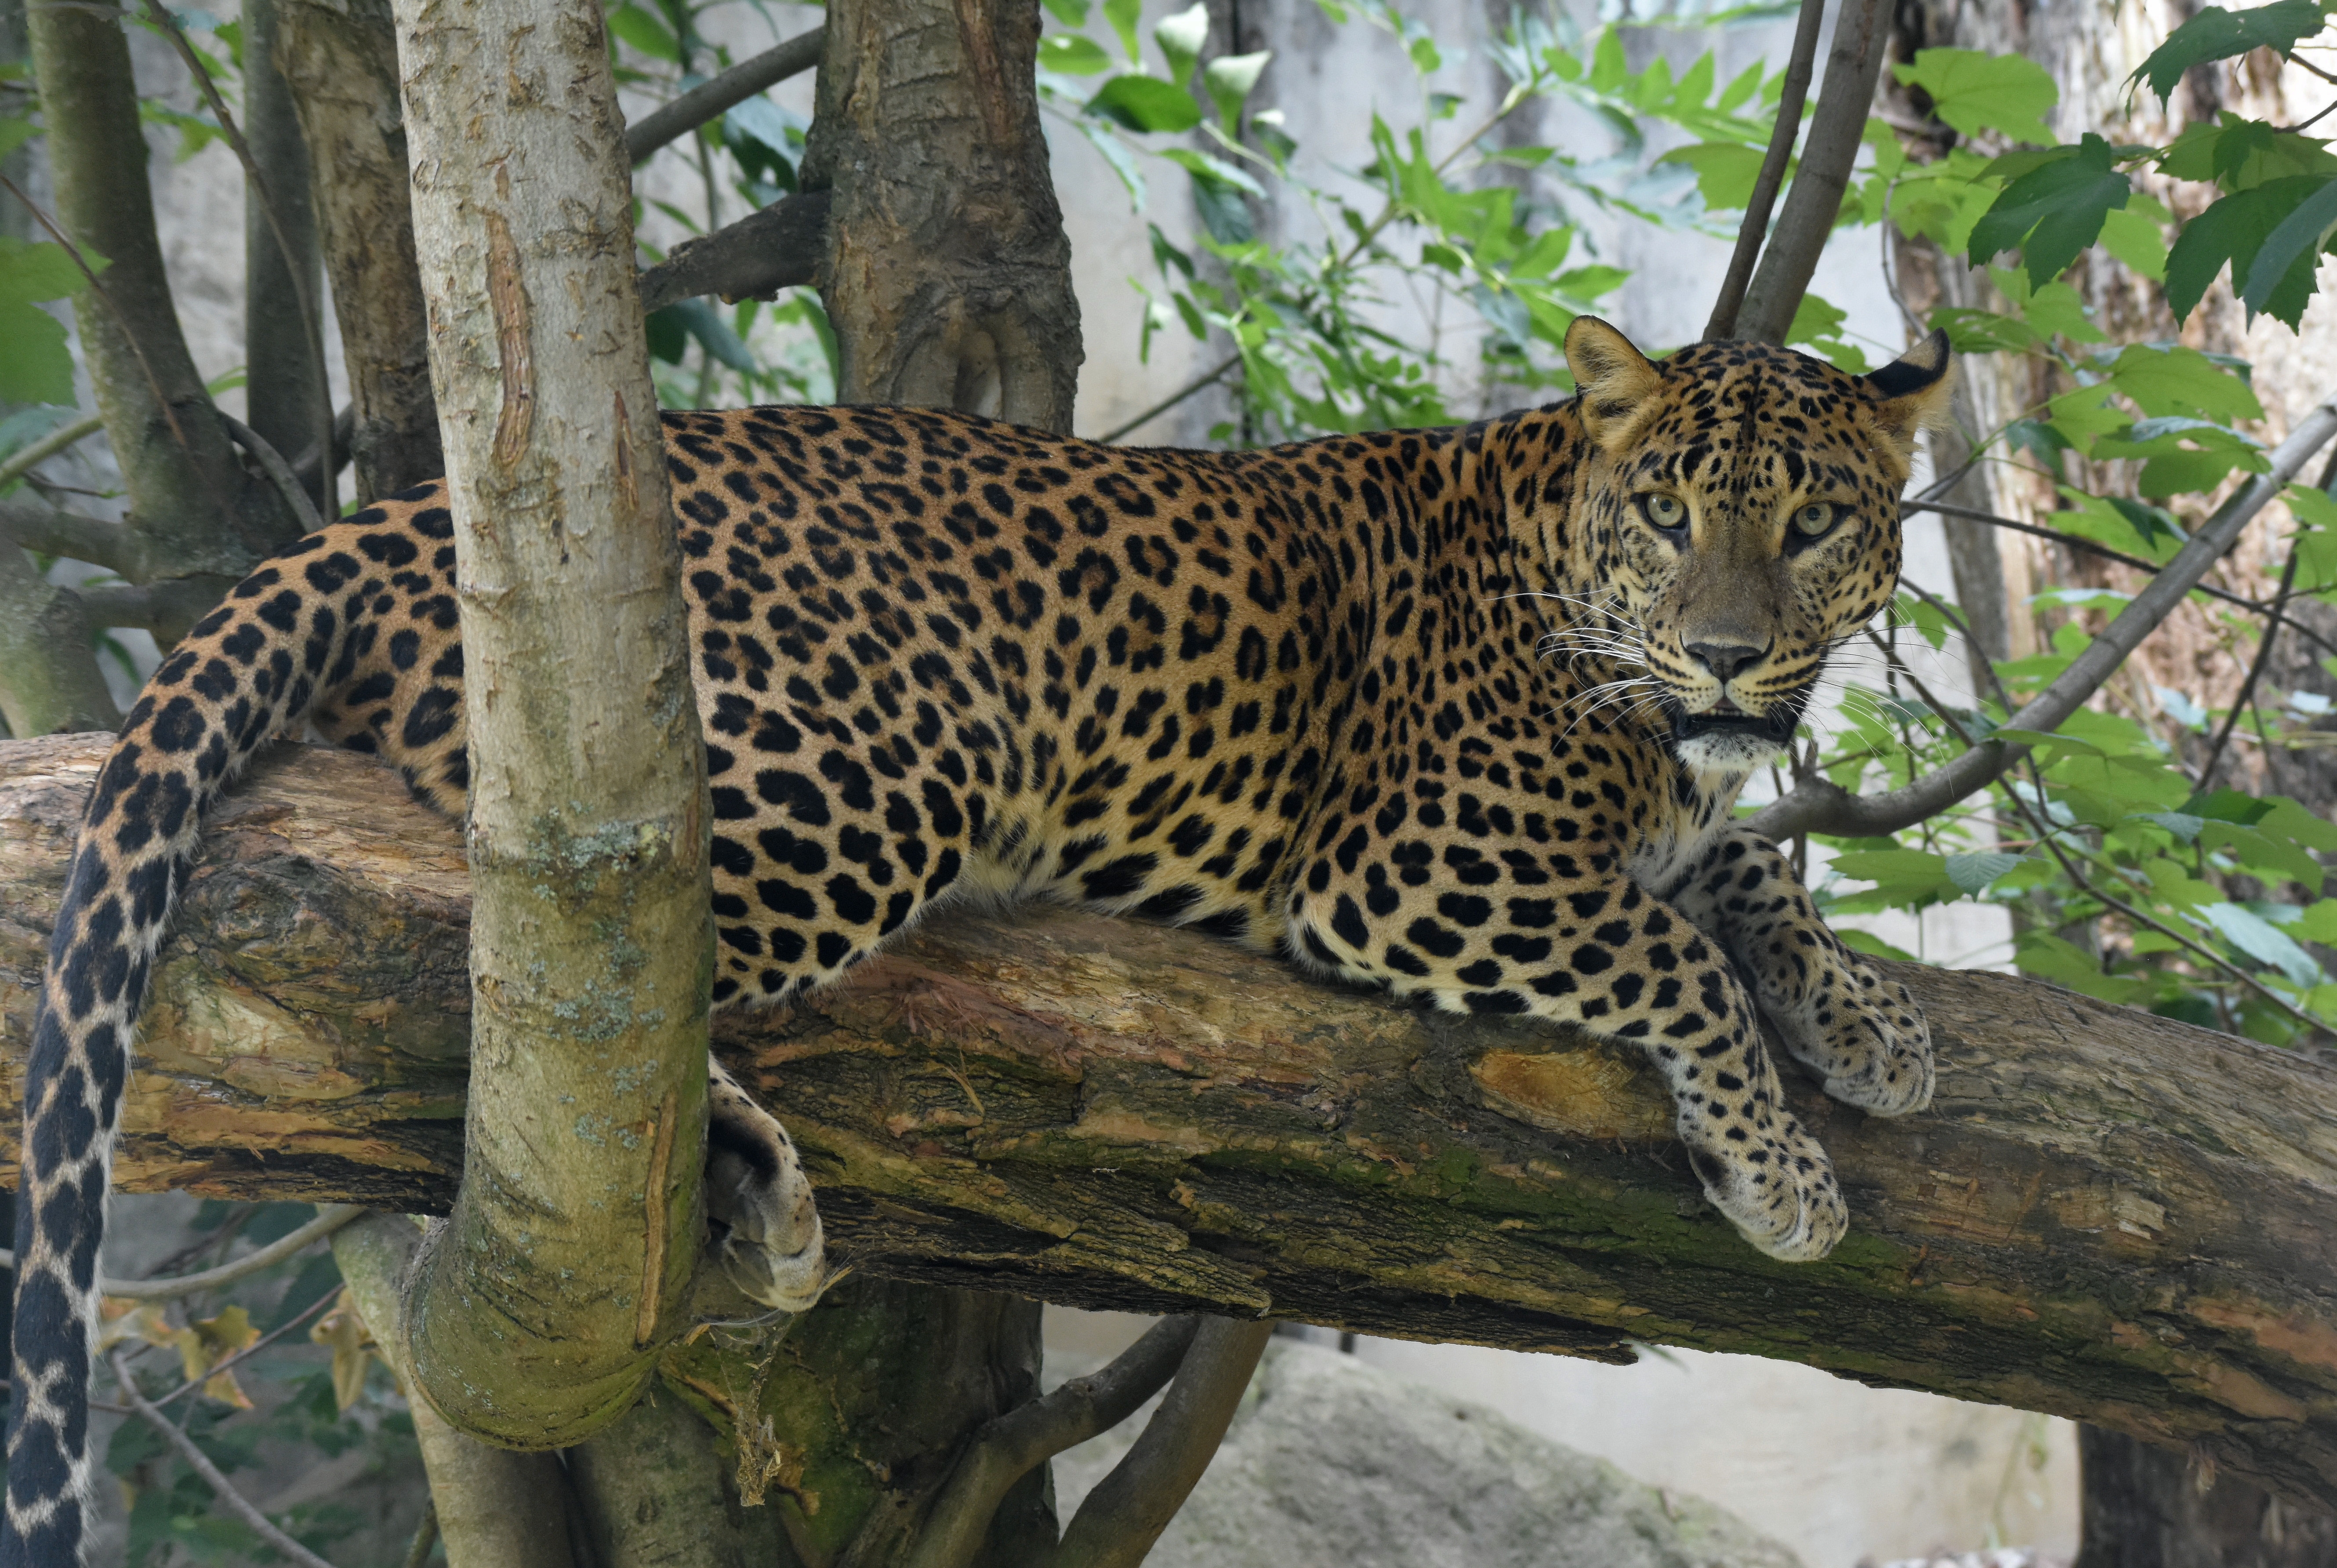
left=705, top=1063, right=827, bottom=1312
left=1682, top=1111, right=1847, bottom=1263
left=1774, top=958, right=1933, bottom=1118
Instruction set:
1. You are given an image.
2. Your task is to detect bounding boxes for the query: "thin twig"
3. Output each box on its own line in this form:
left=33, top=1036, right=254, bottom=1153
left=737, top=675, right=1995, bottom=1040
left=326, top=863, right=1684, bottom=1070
left=137, top=0, right=336, bottom=518
left=2200, top=542, right=2303, bottom=791
left=1703, top=0, right=1824, bottom=341
left=219, top=412, right=327, bottom=536
left=1100, top=355, right=1241, bottom=445
left=1903, top=497, right=2337, bottom=662
left=0, top=1205, right=365, bottom=1299
left=109, top=1350, right=344, bottom=1568
left=402, top=1504, right=440, bottom=1568
left=624, top=25, right=824, bottom=163
left=0, top=171, right=196, bottom=458
left=0, top=412, right=105, bottom=493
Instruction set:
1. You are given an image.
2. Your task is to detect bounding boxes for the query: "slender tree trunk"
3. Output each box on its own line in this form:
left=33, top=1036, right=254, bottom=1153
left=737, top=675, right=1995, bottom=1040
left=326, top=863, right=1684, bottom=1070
left=386, top=0, right=712, bottom=1456
left=2076, top=1426, right=2337, bottom=1568
left=241, top=0, right=329, bottom=515
left=27, top=0, right=301, bottom=593
left=273, top=0, right=443, bottom=499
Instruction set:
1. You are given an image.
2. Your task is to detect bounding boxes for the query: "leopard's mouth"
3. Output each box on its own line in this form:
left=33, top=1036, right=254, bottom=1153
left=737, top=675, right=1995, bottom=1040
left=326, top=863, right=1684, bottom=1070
left=1664, top=692, right=1804, bottom=750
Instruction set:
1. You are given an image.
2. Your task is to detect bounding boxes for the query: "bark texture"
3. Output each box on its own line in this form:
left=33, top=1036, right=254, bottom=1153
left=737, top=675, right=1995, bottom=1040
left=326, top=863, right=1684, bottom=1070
left=274, top=0, right=443, bottom=499
left=240, top=0, right=329, bottom=516
left=2076, top=1425, right=2337, bottom=1568
left=801, top=0, right=1081, bottom=428
left=6, top=732, right=2337, bottom=1510
left=386, top=0, right=711, bottom=1449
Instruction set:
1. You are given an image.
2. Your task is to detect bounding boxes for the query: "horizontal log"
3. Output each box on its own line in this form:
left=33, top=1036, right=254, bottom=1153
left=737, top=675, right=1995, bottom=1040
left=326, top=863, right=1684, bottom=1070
left=4, top=733, right=2337, bottom=1508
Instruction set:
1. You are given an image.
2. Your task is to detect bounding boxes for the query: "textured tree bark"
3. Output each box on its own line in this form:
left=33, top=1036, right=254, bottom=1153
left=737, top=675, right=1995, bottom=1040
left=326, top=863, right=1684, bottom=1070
left=6, top=731, right=2337, bottom=1512
left=240, top=0, right=329, bottom=517
left=801, top=0, right=1082, bottom=429
left=2075, top=1425, right=2337, bottom=1568
left=274, top=0, right=444, bottom=500
left=386, top=0, right=712, bottom=1451
left=26, top=0, right=301, bottom=590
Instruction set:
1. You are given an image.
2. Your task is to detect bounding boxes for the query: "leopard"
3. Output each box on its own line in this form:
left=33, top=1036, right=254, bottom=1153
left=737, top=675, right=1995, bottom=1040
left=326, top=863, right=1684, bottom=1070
left=4, top=317, right=1949, bottom=1562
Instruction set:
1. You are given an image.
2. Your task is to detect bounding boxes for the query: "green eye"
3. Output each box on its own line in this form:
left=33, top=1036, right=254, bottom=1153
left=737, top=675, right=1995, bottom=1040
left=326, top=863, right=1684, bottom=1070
left=1793, top=501, right=1837, bottom=537
left=1642, top=494, right=1685, bottom=530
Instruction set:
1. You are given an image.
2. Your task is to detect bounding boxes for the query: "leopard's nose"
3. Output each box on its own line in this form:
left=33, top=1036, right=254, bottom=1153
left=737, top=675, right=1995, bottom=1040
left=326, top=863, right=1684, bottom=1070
left=1687, top=638, right=1768, bottom=682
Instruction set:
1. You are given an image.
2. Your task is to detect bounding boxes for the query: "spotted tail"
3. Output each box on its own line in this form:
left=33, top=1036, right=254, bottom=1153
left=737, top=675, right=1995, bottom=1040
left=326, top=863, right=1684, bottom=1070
left=4, top=514, right=417, bottom=1564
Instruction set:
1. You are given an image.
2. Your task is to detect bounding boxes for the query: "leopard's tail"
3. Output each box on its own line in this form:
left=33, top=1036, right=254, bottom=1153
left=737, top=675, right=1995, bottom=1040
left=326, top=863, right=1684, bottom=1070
left=3, top=519, right=402, bottom=1564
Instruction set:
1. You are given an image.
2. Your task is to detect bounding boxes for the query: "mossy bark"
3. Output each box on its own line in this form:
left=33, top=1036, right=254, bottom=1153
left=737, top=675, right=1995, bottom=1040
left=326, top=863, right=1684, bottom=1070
left=385, top=0, right=712, bottom=1451
left=7, top=731, right=2337, bottom=1512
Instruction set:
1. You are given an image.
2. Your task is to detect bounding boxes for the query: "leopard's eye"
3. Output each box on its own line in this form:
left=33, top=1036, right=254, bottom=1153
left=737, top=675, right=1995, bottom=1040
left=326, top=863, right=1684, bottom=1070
left=1641, top=494, right=1686, bottom=532
left=1792, top=501, right=1838, bottom=537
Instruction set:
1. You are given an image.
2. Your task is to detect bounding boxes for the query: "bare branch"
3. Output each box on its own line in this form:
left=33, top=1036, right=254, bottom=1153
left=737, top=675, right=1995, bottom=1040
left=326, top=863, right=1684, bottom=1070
left=1903, top=497, right=2337, bottom=664
left=1702, top=0, right=1824, bottom=341
left=108, top=1349, right=344, bottom=1568
left=219, top=411, right=327, bottom=536
left=1732, top=0, right=1892, bottom=343
left=0, top=1204, right=364, bottom=1300
left=1044, top=1318, right=1275, bottom=1568
left=1752, top=388, right=2337, bottom=840
left=1100, top=354, right=1242, bottom=445
left=624, top=25, right=824, bottom=164
left=0, top=412, right=104, bottom=493
left=906, top=1317, right=1203, bottom=1568
left=637, top=189, right=830, bottom=316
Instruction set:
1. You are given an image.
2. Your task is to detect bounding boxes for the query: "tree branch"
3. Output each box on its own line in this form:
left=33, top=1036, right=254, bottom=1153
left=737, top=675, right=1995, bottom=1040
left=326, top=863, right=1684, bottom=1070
left=0, top=412, right=103, bottom=494
left=0, top=1203, right=363, bottom=1300
left=1043, top=1318, right=1274, bottom=1568
left=624, top=25, right=824, bottom=164
left=906, top=1317, right=1203, bottom=1568
left=1753, top=390, right=2337, bottom=841
left=1702, top=0, right=1825, bottom=341
left=8, top=734, right=2337, bottom=1508
left=1731, top=0, right=1892, bottom=344
left=637, top=189, right=831, bottom=316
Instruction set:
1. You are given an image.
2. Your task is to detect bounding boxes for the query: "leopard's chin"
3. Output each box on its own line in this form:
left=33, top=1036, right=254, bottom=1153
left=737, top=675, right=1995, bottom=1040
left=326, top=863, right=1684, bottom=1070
left=1664, top=692, right=1803, bottom=773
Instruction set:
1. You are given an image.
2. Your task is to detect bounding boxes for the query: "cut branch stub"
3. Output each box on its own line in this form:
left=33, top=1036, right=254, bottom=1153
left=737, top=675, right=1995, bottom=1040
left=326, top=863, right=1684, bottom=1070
left=4, top=733, right=2337, bottom=1509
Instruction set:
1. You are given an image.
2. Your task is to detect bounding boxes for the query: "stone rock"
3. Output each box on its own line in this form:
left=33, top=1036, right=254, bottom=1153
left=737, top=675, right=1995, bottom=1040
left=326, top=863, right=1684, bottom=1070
left=1052, top=1340, right=1806, bottom=1568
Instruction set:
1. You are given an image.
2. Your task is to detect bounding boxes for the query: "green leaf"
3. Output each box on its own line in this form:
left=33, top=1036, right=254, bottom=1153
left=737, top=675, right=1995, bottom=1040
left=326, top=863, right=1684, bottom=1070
left=0, top=118, right=35, bottom=163
left=1042, top=0, right=1091, bottom=23
left=1894, top=48, right=2059, bottom=145
left=1160, top=146, right=1264, bottom=196
left=1203, top=50, right=1271, bottom=130
left=2098, top=343, right=2264, bottom=421
left=1656, top=142, right=1767, bottom=209
left=1087, top=75, right=1204, bottom=133
left=1946, top=850, right=2025, bottom=894
left=606, top=3, right=682, bottom=64
left=2165, top=175, right=2333, bottom=324
left=2204, top=901, right=2326, bottom=984
left=2242, top=174, right=2337, bottom=323
left=1966, top=135, right=2130, bottom=286
left=1038, top=33, right=1113, bottom=75
left=0, top=304, right=74, bottom=405
left=1103, top=0, right=1143, bottom=62
left=1154, top=2, right=1208, bottom=83
left=1929, top=307, right=2039, bottom=354
left=0, top=237, right=96, bottom=307
left=2130, top=0, right=2329, bottom=105
left=2097, top=200, right=2170, bottom=281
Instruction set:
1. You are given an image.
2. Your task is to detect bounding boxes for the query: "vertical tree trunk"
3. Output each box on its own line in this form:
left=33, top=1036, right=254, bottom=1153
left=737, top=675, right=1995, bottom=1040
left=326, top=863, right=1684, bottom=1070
left=802, top=0, right=1081, bottom=430
left=2075, top=1427, right=2337, bottom=1568
left=274, top=0, right=444, bottom=499
left=387, top=0, right=713, bottom=1455
left=240, top=0, right=329, bottom=515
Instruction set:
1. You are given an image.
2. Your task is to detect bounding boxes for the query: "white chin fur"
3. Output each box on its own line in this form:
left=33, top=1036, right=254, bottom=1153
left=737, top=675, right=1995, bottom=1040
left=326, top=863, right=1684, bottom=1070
left=1674, top=731, right=1786, bottom=772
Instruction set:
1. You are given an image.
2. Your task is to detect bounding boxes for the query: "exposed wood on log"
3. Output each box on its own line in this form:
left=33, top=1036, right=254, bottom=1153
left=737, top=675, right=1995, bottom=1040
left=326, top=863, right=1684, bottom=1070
left=5, top=732, right=2337, bottom=1508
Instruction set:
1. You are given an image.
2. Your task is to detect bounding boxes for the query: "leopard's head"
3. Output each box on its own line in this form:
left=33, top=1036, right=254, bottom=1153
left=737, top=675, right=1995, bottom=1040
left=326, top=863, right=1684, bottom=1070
left=1548, top=317, right=1953, bottom=774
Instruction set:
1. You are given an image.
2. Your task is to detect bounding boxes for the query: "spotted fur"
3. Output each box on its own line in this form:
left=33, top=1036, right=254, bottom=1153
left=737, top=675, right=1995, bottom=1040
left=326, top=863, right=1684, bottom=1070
left=4, top=320, right=1949, bottom=1562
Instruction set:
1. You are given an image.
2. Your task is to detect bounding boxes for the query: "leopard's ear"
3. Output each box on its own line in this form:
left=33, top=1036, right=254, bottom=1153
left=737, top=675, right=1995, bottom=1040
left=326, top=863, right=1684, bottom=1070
left=1564, top=316, right=1663, bottom=453
left=1861, top=329, right=1954, bottom=460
